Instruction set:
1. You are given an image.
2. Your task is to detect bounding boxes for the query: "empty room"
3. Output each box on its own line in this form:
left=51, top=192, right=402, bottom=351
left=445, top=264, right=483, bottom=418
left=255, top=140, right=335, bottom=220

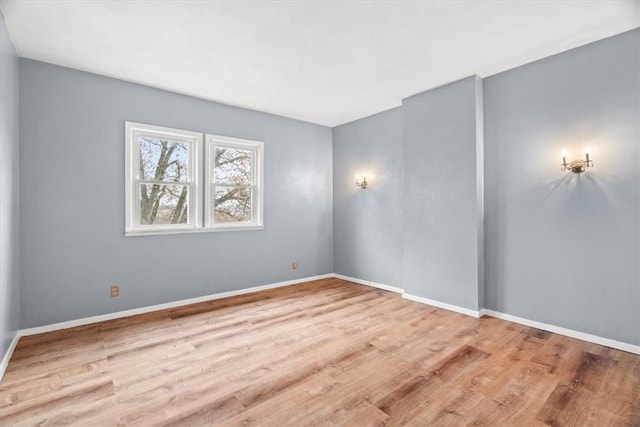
left=0, top=0, right=639, bottom=425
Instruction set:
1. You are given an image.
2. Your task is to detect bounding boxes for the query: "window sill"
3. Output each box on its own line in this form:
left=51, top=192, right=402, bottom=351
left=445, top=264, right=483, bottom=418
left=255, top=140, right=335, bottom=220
left=125, top=225, right=264, bottom=237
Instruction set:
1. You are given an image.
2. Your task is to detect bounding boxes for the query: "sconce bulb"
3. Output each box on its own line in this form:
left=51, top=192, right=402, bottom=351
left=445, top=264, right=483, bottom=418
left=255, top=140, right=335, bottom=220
left=561, top=148, right=567, bottom=158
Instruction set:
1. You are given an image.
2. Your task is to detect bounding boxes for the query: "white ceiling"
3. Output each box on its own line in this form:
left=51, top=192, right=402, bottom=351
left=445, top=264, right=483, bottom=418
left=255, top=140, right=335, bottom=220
left=1, top=1, right=639, bottom=126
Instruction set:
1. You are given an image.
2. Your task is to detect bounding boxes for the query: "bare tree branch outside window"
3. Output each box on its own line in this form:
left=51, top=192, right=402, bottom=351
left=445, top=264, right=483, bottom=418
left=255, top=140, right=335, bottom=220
left=213, top=147, right=252, bottom=223
left=138, top=138, right=253, bottom=225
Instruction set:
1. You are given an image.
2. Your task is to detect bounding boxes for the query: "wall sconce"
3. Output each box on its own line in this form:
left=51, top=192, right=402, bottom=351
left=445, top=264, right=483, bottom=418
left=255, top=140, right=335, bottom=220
left=561, top=148, right=593, bottom=173
left=355, top=175, right=368, bottom=189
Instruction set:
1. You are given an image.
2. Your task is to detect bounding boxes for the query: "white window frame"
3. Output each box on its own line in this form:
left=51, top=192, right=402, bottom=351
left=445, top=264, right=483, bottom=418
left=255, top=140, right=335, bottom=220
left=205, top=134, right=264, bottom=230
left=125, top=122, right=202, bottom=235
left=125, top=122, right=263, bottom=236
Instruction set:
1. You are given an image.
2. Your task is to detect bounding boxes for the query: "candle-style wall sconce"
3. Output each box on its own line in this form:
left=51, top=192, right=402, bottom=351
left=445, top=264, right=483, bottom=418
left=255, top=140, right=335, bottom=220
left=561, top=148, right=593, bottom=173
left=355, top=174, right=368, bottom=189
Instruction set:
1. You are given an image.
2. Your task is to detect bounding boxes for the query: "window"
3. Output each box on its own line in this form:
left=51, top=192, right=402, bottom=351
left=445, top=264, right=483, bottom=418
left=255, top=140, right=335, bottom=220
left=205, top=135, right=263, bottom=228
left=125, top=122, right=263, bottom=236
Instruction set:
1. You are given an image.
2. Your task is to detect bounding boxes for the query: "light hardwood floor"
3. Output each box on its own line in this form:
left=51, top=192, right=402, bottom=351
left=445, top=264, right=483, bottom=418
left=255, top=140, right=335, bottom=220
left=1, top=278, right=639, bottom=426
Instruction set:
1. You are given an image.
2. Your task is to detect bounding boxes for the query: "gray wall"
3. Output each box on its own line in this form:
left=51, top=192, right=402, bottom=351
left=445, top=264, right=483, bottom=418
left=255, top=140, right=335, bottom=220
left=332, top=29, right=639, bottom=346
left=0, top=12, right=19, bottom=358
left=484, top=29, right=640, bottom=345
left=11, top=27, right=640, bottom=349
left=332, top=108, right=403, bottom=287
left=19, top=59, right=333, bottom=328
left=402, top=77, right=483, bottom=310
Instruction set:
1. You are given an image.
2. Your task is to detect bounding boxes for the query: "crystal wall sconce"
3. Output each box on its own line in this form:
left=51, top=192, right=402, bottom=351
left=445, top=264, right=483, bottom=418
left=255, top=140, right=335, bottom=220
left=561, top=148, right=593, bottom=173
left=355, top=175, right=368, bottom=189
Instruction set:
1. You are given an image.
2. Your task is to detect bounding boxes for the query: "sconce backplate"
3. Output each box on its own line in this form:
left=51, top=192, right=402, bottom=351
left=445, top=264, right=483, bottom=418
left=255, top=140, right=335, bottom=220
left=569, top=159, right=586, bottom=173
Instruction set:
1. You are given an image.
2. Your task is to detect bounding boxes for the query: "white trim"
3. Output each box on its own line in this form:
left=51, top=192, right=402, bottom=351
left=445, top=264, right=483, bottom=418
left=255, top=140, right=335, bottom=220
left=403, top=293, right=483, bottom=318
left=332, top=274, right=482, bottom=317
left=0, top=332, right=21, bottom=382
left=125, top=225, right=264, bottom=237
left=332, top=274, right=640, bottom=355
left=6, top=273, right=638, bottom=385
left=205, top=134, right=262, bottom=147
left=332, top=273, right=403, bottom=294
left=20, top=274, right=333, bottom=337
left=474, top=75, right=485, bottom=311
left=482, top=309, right=640, bottom=355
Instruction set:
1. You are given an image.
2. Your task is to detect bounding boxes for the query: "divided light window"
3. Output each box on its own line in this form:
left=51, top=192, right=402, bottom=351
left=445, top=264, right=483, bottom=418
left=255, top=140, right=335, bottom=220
left=125, top=122, right=263, bottom=236
left=205, top=135, right=263, bottom=228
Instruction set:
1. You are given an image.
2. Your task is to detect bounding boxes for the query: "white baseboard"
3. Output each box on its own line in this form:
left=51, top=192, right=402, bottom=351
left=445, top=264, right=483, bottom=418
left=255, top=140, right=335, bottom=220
left=332, top=273, right=403, bottom=294
left=20, top=274, right=334, bottom=337
left=482, top=309, right=640, bottom=355
left=4, top=273, right=638, bottom=385
left=333, top=274, right=640, bottom=355
left=332, top=274, right=481, bottom=317
left=0, top=332, right=21, bottom=383
left=403, top=293, right=483, bottom=318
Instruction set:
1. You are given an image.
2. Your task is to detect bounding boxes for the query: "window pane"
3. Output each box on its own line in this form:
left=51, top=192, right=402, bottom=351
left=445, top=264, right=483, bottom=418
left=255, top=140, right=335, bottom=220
left=139, top=184, right=189, bottom=225
left=139, top=137, right=189, bottom=182
left=213, top=187, right=251, bottom=223
left=214, top=147, right=251, bottom=185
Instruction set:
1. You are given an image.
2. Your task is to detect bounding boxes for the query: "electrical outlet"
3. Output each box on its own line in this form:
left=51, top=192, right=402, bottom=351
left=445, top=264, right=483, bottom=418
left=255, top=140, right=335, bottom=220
left=110, top=285, right=119, bottom=298
left=291, top=261, right=298, bottom=270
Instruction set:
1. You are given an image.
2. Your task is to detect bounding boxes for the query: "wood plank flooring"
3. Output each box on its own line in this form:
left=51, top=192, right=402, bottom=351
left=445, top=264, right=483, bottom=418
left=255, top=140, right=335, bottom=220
left=1, top=278, right=639, bottom=426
